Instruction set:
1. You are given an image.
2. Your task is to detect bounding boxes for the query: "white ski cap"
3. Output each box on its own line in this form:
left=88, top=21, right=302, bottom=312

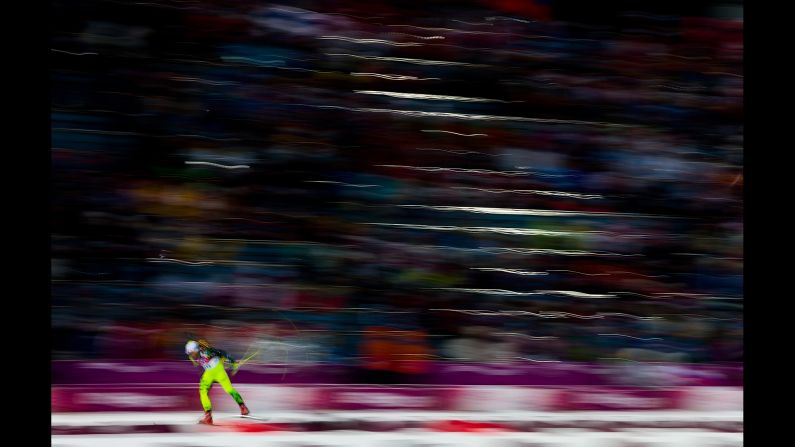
left=185, top=340, right=199, bottom=354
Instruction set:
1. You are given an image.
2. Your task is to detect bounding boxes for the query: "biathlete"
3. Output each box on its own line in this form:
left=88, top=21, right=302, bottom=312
left=185, top=339, right=250, bottom=424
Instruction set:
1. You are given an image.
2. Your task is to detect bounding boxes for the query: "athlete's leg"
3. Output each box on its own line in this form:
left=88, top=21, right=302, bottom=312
left=214, top=364, right=245, bottom=406
left=199, top=368, right=214, bottom=412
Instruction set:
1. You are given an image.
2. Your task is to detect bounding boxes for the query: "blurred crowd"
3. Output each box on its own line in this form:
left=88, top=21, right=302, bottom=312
left=52, top=0, right=742, bottom=379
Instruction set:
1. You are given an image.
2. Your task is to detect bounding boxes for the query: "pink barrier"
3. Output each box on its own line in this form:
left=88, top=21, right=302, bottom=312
left=52, top=385, right=743, bottom=413
left=554, top=387, right=684, bottom=411
left=53, top=386, right=198, bottom=412
left=312, top=387, right=459, bottom=411
left=51, top=361, right=744, bottom=386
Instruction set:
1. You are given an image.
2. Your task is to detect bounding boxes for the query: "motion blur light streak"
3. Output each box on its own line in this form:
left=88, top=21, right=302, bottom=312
left=169, top=77, right=236, bottom=86
left=428, top=309, right=659, bottom=320
left=304, top=181, right=380, bottom=188
left=353, top=107, right=638, bottom=126
left=516, top=357, right=562, bottom=363
left=483, top=247, right=641, bottom=256
left=420, top=130, right=489, bottom=137
left=598, top=334, right=665, bottom=341
left=494, top=332, right=558, bottom=340
left=350, top=72, right=441, bottom=81
left=184, top=161, right=250, bottom=169
left=470, top=268, right=548, bottom=276
left=354, top=90, right=507, bottom=103
left=386, top=32, right=446, bottom=40
left=485, top=16, right=534, bottom=24
left=450, top=186, right=603, bottom=200
left=385, top=24, right=460, bottom=32
left=319, top=36, right=424, bottom=46
left=325, top=53, right=483, bottom=66
left=433, top=288, right=617, bottom=298
left=395, top=204, right=669, bottom=219
left=363, top=222, right=601, bottom=237
left=51, top=49, right=99, bottom=56
left=547, top=270, right=610, bottom=276
left=415, top=148, right=493, bottom=155
left=145, top=258, right=214, bottom=266
left=169, top=134, right=239, bottom=141
left=607, top=271, right=667, bottom=278
left=451, top=20, right=493, bottom=26
left=375, top=164, right=527, bottom=176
